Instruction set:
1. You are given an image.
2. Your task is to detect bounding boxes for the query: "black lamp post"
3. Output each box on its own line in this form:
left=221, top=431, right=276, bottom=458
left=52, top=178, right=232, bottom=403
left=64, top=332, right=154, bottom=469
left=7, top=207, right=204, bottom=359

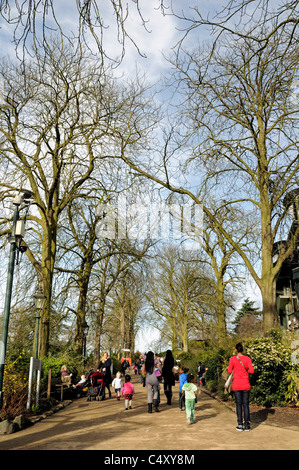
left=82, top=320, right=89, bottom=359
left=0, top=193, right=31, bottom=408
left=33, top=289, right=46, bottom=359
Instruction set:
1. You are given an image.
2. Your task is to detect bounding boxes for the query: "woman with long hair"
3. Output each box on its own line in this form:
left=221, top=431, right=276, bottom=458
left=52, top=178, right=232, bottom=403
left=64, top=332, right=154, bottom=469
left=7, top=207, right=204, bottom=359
left=162, top=350, right=175, bottom=405
left=142, top=351, right=160, bottom=413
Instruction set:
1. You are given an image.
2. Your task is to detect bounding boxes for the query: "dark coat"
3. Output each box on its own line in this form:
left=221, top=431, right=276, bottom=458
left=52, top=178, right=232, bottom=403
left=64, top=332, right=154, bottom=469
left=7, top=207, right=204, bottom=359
left=162, top=355, right=175, bottom=386
left=98, top=358, right=112, bottom=384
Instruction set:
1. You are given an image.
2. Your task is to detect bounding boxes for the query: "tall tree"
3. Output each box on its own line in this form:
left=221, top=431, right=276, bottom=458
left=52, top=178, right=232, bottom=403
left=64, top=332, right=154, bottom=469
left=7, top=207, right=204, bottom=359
left=0, top=38, right=158, bottom=355
left=0, top=0, right=160, bottom=66
left=146, top=246, right=216, bottom=351
left=119, top=25, right=299, bottom=334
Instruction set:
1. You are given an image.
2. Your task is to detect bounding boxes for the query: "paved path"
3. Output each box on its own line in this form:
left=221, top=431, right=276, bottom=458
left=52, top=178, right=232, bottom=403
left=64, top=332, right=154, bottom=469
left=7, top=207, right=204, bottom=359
left=0, top=371, right=298, bottom=451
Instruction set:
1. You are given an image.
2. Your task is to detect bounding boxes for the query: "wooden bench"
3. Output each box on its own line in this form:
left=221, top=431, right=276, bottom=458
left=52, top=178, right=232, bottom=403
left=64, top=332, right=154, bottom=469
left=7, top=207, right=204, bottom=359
left=54, top=376, right=73, bottom=401
left=46, top=369, right=74, bottom=401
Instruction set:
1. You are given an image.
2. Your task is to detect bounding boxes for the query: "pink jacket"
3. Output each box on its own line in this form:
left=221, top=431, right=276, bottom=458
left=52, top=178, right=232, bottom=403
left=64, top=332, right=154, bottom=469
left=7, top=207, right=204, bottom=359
left=228, top=355, right=254, bottom=391
left=121, top=382, right=135, bottom=396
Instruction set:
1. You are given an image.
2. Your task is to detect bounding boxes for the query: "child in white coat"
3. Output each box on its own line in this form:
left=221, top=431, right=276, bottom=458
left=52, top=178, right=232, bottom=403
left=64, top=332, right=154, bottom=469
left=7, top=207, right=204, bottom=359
left=112, top=372, right=122, bottom=400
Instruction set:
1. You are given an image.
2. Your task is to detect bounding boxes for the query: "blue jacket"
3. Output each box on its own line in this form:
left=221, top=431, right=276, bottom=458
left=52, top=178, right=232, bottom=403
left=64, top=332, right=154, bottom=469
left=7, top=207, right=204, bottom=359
left=179, top=373, right=188, bottom=392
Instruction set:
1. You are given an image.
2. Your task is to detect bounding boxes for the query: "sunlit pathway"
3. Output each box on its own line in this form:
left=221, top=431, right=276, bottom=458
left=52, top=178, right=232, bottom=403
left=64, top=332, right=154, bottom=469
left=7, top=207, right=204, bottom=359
left=0, top=371, right=298, bottom=451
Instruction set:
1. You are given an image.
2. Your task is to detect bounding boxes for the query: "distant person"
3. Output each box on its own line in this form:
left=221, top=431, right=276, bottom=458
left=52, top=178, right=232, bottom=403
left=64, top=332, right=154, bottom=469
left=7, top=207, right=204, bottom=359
left=112, top=372, right=122, bottom=401
left=182, top=373, right=198, bottom=424
left=228, top=343, right=254, bottom=431
left=162, top=350, right=175, bottom=405
left=178, top=367, right=189, bottom=411
left=142, top=351, right=161, bottom=413
left=121, top=358, right=129, bottom=375
left=98, top=352, right=112, bottom=398
left=121, top=374, right=135, bottom=410
left=75, top=375, right=86, bottom=386
left=197, top=362, right=205, bottom=386
left=60, top=365, right=73, bottom=382
left=139, top=354, right=145, bottom=385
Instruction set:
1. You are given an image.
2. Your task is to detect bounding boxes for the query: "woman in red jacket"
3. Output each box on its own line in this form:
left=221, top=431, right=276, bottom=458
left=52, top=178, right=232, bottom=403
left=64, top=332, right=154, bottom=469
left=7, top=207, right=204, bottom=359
left=228, top=343, right=254, bottom=431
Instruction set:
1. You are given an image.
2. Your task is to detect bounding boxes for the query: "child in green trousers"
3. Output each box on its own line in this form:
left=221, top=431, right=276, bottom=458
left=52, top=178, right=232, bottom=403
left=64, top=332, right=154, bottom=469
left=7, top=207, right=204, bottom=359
left=182, top=373, right=198, bottom=424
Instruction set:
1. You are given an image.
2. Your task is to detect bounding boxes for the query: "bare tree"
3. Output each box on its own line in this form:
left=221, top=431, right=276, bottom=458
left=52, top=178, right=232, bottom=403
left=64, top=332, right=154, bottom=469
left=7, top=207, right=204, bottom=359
left=0, top=0, right=164, bottom=66
left=88, top=239, right=151, bottom=362
left=170, top=0, right=299, bottom=54
left=119, top=26, right=299, bottom=334
left=146, top=245, right=216, bottom=352
left=107, top=266, right=146, bottom=354
left=0, top=38, right=158, bottom=355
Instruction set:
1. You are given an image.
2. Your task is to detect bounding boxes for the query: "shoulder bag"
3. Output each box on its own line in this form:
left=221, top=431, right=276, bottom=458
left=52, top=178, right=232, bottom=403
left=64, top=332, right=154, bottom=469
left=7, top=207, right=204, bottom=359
left=224, top=372, right=233, bottom=391
left=236, top=356, right=248, bottom=371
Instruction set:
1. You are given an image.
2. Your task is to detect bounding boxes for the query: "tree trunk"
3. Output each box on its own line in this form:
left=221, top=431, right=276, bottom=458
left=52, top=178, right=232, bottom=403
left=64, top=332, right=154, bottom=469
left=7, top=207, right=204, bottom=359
left=74, top=260, right=93, bottom=354
left=120, top=305, right=126, bottom=351
left=94, top=299, right=105, bottom=366
left=216, top=280, right=227, bottom=346
left=260, top=277, right=279, bottom=333
left=39, top=219, right=57, bottom=356
left=74, top=286, right=88, bottom=355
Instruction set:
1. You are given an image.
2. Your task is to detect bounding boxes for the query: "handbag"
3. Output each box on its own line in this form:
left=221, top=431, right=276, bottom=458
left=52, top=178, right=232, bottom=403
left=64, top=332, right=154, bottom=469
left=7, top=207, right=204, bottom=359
left=225, top=373, right=233, bottom=391
left=155, top=368, right=162, bottom=382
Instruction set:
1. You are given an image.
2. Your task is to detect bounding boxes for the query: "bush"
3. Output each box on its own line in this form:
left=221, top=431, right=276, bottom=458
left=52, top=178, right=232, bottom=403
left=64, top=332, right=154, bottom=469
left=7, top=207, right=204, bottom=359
left=285, top=369, right=299, bottom=406
left=40, top=353, right=86, bottom=387
left=0, top=352, right=28, bottom=421
left=244, top=333, right=292, bottom=406
left=244, top=331, right=296, bottom=406
left=191, top=330, right=299, bottom=407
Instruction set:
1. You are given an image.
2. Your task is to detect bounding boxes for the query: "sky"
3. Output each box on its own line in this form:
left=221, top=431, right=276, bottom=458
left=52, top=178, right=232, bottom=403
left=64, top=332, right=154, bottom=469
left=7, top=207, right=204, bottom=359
left=0, top=0, right=264, bottom=353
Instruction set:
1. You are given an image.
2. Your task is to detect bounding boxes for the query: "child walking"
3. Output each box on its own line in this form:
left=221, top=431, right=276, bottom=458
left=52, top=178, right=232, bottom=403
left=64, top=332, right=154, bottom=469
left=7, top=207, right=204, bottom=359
left=112, top=372, right=122, bottom=400
left=179, top=367, right=189, bottom=410
left=182, top=373, right=198, bottom=424
left=121, top=374, right=135, bottom=410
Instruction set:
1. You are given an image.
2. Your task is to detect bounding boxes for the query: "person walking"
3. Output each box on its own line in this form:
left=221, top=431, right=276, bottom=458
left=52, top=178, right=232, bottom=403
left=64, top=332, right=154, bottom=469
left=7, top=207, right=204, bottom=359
left=112, top=372, right=122, bottom=400
left=142, top=350, right=160, bottom=413
left=228, top=342, right=254, bottom=431
left=182, top=373, right=198, bottom=424
left=197, top=362, right=205, bottom=387
left=98, top=352, right=112, bottom=398
left=162, top=350, right=175, bottom=405
left=178, top=367, right=189, bottom=410
left=121, top=374, right=135, bottom=410
left=139, top=354, right=145, bottom=385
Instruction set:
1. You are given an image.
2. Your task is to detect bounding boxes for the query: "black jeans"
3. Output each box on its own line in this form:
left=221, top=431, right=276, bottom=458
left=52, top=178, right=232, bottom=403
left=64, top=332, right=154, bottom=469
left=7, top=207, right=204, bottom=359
left=179, top=392, right=185, bottom=410
left=234, top=390, right=250, bottom=426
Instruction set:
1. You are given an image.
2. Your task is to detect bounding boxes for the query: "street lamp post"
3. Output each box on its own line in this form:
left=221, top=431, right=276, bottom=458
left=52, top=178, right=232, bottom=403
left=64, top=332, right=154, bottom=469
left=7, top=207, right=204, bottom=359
left=82, top=320, right=89, bottom=360
left=0, top=193, right=31, bottom=408
left=33, top=289, right=46, bottom=359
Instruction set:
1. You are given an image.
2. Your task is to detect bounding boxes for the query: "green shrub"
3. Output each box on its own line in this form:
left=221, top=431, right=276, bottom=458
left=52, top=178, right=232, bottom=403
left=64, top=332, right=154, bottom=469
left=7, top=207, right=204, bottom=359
left=0, top=352, right=28, bottom=421
left=285, top=369, right=299, bottom=406
left=40, top=353, right=86, bottom=387
left=244, top=331, right=295, bottom=406
left=192, top=330, right=299, bottom=407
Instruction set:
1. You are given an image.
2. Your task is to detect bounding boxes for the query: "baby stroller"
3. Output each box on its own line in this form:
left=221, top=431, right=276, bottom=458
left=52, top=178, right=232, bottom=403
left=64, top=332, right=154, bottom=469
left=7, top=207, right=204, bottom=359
left=74, top=369, right=93, bottom=399
left=87, top=371, right=105, bottom=401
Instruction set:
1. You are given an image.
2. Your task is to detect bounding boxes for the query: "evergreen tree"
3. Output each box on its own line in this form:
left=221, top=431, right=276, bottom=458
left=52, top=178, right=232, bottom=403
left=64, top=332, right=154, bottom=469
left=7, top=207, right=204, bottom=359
left=233, top=298, right=261, bottom=333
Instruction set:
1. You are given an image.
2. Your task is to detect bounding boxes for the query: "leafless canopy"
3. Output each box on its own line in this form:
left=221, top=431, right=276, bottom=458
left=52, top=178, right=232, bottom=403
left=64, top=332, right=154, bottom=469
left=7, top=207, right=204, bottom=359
left=0, top=0, right=166, bottom=65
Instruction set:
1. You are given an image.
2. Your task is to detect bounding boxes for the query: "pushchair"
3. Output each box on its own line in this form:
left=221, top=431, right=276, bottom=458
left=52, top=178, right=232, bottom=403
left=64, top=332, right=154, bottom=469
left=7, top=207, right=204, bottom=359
left=87, top=370, right=105, bottom=401
left=74, top=369, right=93, bottom=399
